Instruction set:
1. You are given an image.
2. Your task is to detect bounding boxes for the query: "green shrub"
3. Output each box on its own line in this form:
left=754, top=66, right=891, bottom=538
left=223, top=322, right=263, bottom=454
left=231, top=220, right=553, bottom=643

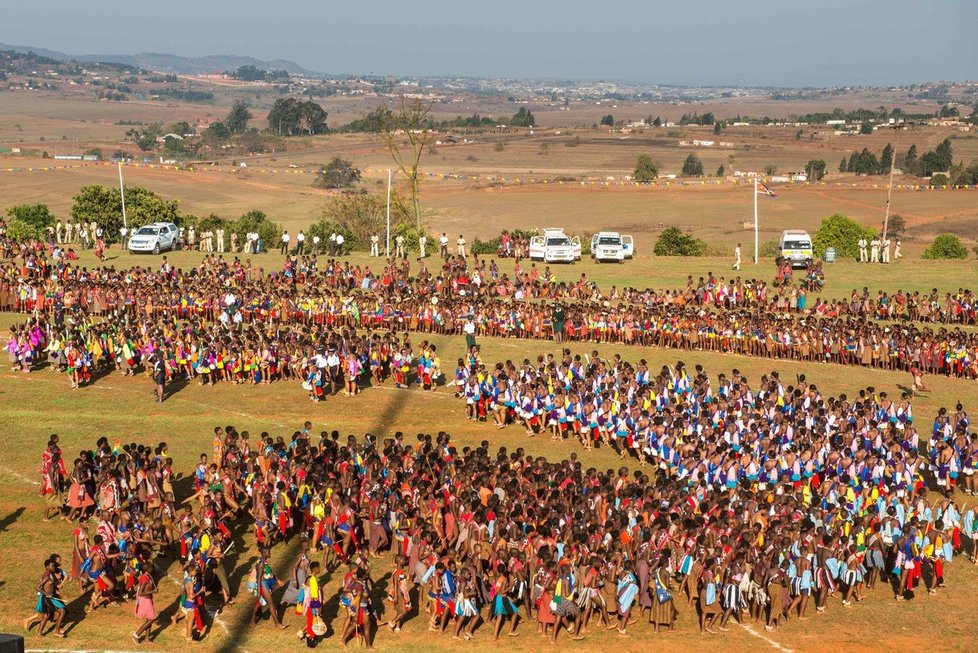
left=471, top=237, right=501, bottom=255
left=759, top=240, right=781, bottom=258
left=6, top=204, right=55, bottom=241
left=812, top=213, right=875, bottom=259
left=308, top=219, right=357, bottom=252
left=653, top=226, right=706, bottom=256
left=633, top=154, right=658, bottom=182
left=922, top=233, right=969, bottom=259
left=227, top=210, right=282, bottom=252
left=703, top=243, right=730, bottom=257
left=929, top=173, right=949, bottom=187
left=393, top=221, right=431, bottom=253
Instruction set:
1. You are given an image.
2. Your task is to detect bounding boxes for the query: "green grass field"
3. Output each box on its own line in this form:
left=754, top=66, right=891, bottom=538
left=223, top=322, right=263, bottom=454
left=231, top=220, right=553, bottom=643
left=1, top=249, right=978, bottom=652
left=1, top=90, right=976, bottom=652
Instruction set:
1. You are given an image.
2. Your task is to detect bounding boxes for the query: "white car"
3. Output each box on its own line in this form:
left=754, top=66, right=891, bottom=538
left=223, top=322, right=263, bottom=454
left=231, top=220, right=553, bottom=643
left=529, top=228, right=581, bottom=263
left=128, top=222, right=179, bottom=254
left=590, top=232, right=626, bottom=263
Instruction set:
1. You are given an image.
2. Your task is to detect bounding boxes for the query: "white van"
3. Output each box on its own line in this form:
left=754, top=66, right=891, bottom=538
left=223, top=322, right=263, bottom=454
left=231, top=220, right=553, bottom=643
left=529, top=228, right=581, bottom=263
left=779, top=229, right=814, bottom=268
left=590, top=232, right=626, bottom=262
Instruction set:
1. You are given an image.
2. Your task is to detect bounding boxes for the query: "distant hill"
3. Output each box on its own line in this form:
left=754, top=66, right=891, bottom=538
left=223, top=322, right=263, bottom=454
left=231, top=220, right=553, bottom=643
left=0, top=42, right=320, bottom=76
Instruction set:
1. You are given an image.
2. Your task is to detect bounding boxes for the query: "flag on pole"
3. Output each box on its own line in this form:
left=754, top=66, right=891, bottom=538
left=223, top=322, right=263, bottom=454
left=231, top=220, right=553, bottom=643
left=756, top=180, right=777, bottom=197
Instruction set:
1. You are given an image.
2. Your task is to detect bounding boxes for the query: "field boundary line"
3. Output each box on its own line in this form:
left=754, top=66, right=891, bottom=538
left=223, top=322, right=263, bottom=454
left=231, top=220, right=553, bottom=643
left=739, top=623, right=794, bottom=652
left=1, top=465, right=41, bottom=486
left=26, top=649, right=173, bottom=653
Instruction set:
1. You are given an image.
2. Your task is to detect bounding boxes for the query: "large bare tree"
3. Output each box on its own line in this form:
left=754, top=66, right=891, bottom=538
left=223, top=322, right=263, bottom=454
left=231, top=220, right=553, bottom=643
left=377, top=96, right=434, bottom=230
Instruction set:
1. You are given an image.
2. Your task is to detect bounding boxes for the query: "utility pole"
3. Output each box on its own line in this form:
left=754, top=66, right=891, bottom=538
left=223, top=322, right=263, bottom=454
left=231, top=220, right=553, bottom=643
left=385, top=169, right=392, bottom=258
left=118, top=161, right=128, bottom=231
left=881, top=148, right=896, bottom=241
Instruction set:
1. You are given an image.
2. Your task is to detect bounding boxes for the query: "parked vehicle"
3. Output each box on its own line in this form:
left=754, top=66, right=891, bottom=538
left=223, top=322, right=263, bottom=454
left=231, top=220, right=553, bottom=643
left=590, top=232, right=626, bottom=263
left=128, top=222, right=179, bottom=254
left=779, top=229, right=813, bottom=269
left=529, top=228, right=581, bottom=263
left=621, top=234, right=635, bottom=258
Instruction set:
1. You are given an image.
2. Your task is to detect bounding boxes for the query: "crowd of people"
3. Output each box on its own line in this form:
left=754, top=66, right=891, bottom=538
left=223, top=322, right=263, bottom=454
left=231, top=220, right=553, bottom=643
left=27, top=355, right=978, bottom=645
left=3, top=252, right=977, bottom=396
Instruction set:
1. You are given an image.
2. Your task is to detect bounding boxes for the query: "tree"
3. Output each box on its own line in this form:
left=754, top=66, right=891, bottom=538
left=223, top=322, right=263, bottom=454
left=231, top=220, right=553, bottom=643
left=267, top=98, right=328, bottom=135
left=716, top=164, right=725, bottom=176
left=225, top=100, right=252, bottom=135
left=850, top=148, right=879, bottom=175
left=929, top=173, right=949, bottom=187
left=299, top=101, right=329, bottom=135
left=922, top=233, right=968, bottom=259
left=202, top=121, right=231, bottom=145
left=313, top=156, right=361, bottom=189
left=5, top=203, right=55, bottom=241
left=951, top=162, right=978, bottom=185
left=879, top=143, right=894, bottom=174
left=713, top=121, right=723, bottom=135
left=764, top=163, right=778, bottom=176
left=804, top=159, right=827, bottom=181
left=70, top=185, right=179, bottom=242
left=510, top=107, right=536, bottom=127
left=377, top=96, right=435, bottom=230
left=860, top=122, right=873, bottom=134
left=839, top=157, right=847, bottom=173
left=316, top=192, right=413, bottom=251
left=227, top=209, right=281, bottom=250
left=632, top=155, right=658, bottom=182
left=935, top=138, right=953, bottom=169
left=653, top=226, right=706, bottom=256
left=600, top=114, right=614, bottom=127
left=681, top=153, right=704, bottom=177
left=812, top=213, right=876, bottom=259
left=919, top=138, right=953, bottom=176
left=652, top=116, right=661, bottom=127
left=903, top=144, right=918, bottom=175
left=885, top=214, right=906, bottom=238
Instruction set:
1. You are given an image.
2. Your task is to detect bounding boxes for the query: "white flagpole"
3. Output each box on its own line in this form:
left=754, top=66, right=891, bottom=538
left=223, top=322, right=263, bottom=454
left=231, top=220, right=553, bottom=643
left=118, top=161, right=128, bottom=231
left=753, top=178, right=759, bottom=264
left=385, top=169, right=392, bottom=257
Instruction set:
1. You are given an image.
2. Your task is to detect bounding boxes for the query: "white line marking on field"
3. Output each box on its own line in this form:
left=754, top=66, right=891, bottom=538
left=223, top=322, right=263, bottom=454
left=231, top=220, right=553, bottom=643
left=1, top=465, right=41, bottom=485
left=370, top=385, right=454, bottom=400
left=739, top=623, right=794, bottom=652
left=27, top=649, right=171, bottom=653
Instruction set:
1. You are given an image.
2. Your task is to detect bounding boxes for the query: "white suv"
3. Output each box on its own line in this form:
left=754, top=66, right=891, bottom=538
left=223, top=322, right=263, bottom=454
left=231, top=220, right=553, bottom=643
left=591, top=232, right=626, bottom=263
left=128, top=222, right=179, bottom=254
left=529, top=228, right=582, bottom=263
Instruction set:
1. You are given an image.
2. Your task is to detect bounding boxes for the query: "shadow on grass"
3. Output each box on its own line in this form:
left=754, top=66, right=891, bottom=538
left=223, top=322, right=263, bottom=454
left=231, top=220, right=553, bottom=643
left=0, top=506, right=25, bottom=533
left=210, top=380, right=415, bottom=651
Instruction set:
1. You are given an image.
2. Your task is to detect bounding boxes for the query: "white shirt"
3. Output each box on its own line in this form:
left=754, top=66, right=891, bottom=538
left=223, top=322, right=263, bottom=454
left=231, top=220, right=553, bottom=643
left=440, top=235, right=449, bottom=245
left=282, top=233, right=290, bottom=243
left=297, top=232, right=305, bottom=242
left=336, top=235, right=345, bottom=245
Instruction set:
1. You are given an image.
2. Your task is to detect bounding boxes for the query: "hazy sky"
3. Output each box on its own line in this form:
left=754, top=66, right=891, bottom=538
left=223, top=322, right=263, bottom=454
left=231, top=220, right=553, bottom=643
left=1, top=0, right=975, bottom=86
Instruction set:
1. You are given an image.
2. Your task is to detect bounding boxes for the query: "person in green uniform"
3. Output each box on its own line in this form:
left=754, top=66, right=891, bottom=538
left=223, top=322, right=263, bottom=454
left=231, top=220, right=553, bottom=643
left=551, top=303, right=566, bottom=344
